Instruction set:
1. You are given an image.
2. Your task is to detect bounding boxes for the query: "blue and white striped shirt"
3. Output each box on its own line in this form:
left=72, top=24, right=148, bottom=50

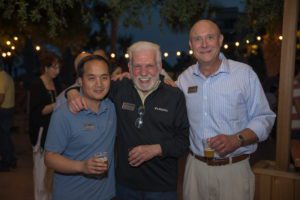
left=176, top=54, right=276, bottom=157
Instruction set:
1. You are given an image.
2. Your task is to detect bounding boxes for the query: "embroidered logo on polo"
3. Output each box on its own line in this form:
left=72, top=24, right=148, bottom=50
left=121, top=102, right=135, bottom=111
left=188, top=86, right=198, bottom=93
left=154, top=107, right=168, bottom=112
left=83, top=123, right=96, bottom=131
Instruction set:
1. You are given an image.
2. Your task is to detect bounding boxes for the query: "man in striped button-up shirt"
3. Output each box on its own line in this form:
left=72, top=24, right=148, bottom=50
left=177, top=19, right=276, bottom=200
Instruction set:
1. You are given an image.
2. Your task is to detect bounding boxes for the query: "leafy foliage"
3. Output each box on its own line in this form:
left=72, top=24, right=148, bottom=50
left=238, top=0, right=283, bottom=36
left=0, top=0, right=83, bottom=37
left=0, top=0, right=91, bottom=50
left=159, top=0, right=208, bottom=32
left=0, top=0, right=285, bottom=52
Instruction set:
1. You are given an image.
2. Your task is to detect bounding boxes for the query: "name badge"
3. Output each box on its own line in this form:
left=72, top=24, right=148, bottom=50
left=83, top=123, right=95, bottom=131
left=122, top=102, right=135, bottom=111
left=188, top=86, right=198, bottom=93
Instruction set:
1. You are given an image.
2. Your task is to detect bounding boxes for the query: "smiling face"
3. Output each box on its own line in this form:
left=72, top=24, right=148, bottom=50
left=189, top=20, right=223, bottom=68
left=79, top=59, right=110, bottom=103
left=129, top=49, right=161, bottom=94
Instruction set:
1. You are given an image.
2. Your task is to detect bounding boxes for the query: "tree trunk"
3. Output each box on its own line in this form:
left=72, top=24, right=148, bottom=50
left=262, top=34, right=282, bottom=76
left=110, top=16, right=118, bottom=54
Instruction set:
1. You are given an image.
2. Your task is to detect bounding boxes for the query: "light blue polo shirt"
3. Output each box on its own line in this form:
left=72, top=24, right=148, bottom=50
left=45, top=98, right=116, bottom=200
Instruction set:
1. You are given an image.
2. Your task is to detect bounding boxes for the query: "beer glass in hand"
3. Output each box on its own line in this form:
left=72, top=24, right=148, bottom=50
left=202, top=138, right=215, bottom=159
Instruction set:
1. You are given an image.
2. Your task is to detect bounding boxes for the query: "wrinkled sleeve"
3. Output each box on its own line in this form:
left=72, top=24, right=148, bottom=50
left=160, top=91, right=190, bottom=158
left=245, top=70, right=276, bottom=141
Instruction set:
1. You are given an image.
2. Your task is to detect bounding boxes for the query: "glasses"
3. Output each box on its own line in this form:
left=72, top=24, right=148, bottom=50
left=135, top=106, right=145, bottom=128
left=50, top=63, right=60, bottom=71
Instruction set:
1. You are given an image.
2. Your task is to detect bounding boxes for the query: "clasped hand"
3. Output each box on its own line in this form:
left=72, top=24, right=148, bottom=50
left=209, top=134, right=240, bottom=157
left=128, top=144, right=161, bottom=167
left=82, top=156, right=108, bottom=175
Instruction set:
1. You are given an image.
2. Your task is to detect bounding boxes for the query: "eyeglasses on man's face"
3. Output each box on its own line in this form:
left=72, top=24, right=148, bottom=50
left=135, top=106, right=145, bottom=128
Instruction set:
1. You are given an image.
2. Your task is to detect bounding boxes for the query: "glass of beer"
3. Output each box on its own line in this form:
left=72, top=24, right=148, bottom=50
left=202, top=138, right=215, bottom=159
left=94, top=152, right=108, bottom=165
left=90, top=152, right=108, bottom=179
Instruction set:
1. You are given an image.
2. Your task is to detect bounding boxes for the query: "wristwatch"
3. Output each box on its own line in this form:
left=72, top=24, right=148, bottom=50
left=237, top=134, right=246, bottom=147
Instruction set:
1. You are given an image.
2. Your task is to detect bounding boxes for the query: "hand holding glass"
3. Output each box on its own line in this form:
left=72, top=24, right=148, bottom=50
left=94, top=152, right=108, bottom=165
left=202, top=138, right=215, bottom=159
left=88, top=152, right=108, bottom=178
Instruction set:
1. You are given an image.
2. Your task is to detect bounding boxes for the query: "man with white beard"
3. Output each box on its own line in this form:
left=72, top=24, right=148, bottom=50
left=66, top=41, right=190, bottom=200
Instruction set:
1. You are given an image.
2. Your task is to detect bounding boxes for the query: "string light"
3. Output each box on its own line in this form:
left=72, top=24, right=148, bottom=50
left=35, top=45, right=41, bottom=51
left=256, top=36, right=262, bottom=41
left=0, top=33, right=282, bottom=59
left=110, top=53, right=116, bottom=59
left=0, top=33, right=275, bottom=59
left=0, top=33, right=289, bottom=61
left=251, top=44, right=258, bottom=49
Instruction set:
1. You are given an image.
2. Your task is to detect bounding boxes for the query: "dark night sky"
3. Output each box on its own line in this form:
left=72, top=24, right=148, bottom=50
left=119, top=0, right=245, bottom=64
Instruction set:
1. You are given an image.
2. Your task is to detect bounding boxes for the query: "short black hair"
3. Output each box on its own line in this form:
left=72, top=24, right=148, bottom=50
left=77, top=55, right=111, bottom=77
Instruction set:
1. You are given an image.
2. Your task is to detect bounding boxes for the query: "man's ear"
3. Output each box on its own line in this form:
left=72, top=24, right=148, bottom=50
left=158, top=63, right=162, bottom=73
left=128, top=63, right=132, bottom=73
left=219, top=34, right=224, bottom=47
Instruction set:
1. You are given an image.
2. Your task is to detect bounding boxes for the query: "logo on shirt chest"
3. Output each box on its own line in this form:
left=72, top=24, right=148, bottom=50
left=188, top=86, right=198, bottom=93
left=154, top=107, right=168, bottom=112
left=83, top=123, right=96, bottom=131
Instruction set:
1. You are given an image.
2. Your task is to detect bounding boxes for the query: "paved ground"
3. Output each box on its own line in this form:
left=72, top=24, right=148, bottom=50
left=0, top=113, right=276, bottom=200
left=0, top=116, right=34, bottom=200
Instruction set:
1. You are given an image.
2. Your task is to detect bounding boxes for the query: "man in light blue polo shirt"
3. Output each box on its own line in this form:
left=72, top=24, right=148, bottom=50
left=44, top=55, right=116, bottom=200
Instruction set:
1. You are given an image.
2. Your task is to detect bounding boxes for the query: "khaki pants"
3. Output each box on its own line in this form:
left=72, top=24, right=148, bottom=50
left=183, top=154, right=254, bottom=200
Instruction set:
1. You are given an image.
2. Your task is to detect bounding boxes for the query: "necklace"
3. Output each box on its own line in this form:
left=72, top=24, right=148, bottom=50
left=48, top=90, right=57, bottom=103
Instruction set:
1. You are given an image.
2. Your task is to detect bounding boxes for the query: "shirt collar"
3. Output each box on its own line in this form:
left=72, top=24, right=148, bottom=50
left=82, top=98, right=110, bottom=116
left=135, top=79, right=161, bottom=104
left=192, top=53, right=230, bottom=78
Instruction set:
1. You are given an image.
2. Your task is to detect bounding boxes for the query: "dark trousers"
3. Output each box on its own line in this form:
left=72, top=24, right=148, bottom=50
left=0, top=108, right=16, bottom=164
left=116, top=184, right=177, bottom=200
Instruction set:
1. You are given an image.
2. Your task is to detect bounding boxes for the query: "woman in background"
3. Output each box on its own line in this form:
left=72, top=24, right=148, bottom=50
left=29, top=51, right=61, bottom=200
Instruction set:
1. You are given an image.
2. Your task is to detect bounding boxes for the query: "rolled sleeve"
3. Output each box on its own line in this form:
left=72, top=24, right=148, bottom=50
left=246, top=70, right=276, bottom=141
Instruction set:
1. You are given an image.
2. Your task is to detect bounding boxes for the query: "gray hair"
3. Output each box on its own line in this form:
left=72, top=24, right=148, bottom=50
left=127, top=41, right=162, bottom=68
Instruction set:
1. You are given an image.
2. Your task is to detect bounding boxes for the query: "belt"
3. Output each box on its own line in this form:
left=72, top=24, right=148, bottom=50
left=189, top=151, right=249, bottom=166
